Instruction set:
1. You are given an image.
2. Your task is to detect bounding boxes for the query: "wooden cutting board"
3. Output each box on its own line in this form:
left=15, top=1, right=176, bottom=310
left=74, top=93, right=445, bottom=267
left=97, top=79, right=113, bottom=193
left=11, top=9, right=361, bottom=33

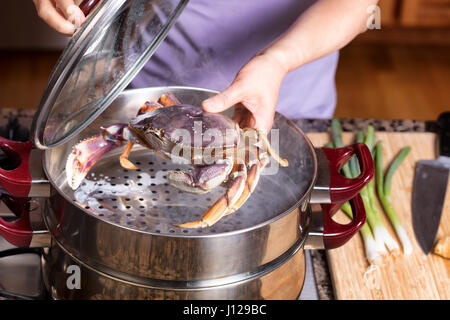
left=307, top=132, right=450, bottom=300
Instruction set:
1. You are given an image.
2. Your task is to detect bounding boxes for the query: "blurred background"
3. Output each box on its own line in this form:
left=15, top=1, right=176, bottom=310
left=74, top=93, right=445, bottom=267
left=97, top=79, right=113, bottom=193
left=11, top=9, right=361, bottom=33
left=0, top=0, right=448, bottom=120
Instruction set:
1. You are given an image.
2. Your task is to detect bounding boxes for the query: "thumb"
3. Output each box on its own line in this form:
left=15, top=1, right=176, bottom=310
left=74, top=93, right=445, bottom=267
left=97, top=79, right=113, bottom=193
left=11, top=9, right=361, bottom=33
left=202, top=84, right=243, bottom=113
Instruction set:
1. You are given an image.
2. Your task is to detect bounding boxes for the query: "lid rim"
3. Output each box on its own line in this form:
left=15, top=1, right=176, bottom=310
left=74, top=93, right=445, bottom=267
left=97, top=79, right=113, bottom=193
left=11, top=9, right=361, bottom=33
left=32, top=0, right=189, bottom=150
left=32, top=0, right=127, bottom=150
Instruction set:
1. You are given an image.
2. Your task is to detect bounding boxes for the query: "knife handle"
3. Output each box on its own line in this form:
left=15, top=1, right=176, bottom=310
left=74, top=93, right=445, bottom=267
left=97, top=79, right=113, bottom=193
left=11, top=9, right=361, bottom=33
left=437, top=112, right=450, bottom=158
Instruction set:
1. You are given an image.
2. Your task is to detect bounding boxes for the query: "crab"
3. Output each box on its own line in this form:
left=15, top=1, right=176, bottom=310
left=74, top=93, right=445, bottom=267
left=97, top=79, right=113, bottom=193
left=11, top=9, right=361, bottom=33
left=66, top=92, right=288, bottom=228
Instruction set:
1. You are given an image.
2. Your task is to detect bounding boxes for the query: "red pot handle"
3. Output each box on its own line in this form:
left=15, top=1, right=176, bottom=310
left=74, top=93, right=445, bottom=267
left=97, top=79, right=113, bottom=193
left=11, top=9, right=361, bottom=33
left=321, top=194, right=366, bottom=249
left=0, top=137, right=34, bottom=247
left=79, top=0, right=101, bottom=16
left=0, top=196, right=33, bottom=247
left=322, top=143, right=374, bottom=203
left=0, top=137, right=32, bottom=197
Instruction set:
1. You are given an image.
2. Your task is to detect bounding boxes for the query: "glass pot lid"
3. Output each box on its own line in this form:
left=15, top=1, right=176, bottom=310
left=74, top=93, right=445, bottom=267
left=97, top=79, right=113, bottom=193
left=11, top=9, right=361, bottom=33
left=32, top=0, right=189, bottom=149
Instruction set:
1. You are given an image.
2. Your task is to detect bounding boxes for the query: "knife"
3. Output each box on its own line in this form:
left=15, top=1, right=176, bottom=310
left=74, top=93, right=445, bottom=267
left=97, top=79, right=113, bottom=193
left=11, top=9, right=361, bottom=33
left=412, top=112, right=450, bottom=255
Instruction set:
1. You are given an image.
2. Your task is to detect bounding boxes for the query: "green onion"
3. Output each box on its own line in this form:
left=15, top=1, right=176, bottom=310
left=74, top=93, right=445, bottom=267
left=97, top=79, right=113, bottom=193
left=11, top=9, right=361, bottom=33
left=364, top=125, right=376, bottom=151
left=330, top=120, right=412, bottom=261
left=331, top=118, right=352, bottom=178
left=363, top=128, right=400, bottom=255
left=366, top=179, right=400, bottom=254
left=376, top=143, right=413, bottom=254
left=358, top=181, right=389, bottom=256
left=340, top=202, right=381, bottom=265
left=329, top=125, right=382, bottom=264
left=356, top=130, right=365, bottom=144
left=353, top=127, right=387, bottom=256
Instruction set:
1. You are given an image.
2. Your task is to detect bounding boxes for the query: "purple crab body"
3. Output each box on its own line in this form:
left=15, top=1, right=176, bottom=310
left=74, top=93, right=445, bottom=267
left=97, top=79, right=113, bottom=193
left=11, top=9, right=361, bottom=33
left=129, top=105, right=240, bottom=164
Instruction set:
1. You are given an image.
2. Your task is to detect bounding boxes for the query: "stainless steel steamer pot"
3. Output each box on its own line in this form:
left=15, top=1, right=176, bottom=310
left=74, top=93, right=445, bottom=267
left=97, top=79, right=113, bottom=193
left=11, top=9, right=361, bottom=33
left=0, top=87, right=373, bottom=299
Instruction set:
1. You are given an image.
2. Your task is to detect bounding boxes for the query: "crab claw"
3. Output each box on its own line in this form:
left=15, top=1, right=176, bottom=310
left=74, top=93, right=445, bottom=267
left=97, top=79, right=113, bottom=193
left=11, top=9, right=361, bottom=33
left=66, top=124, right=128, bottom=190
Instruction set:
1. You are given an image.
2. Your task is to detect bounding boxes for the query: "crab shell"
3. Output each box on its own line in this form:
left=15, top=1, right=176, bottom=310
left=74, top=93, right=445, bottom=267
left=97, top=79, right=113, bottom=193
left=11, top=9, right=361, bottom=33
left=129, top=105, right=241, bottom=163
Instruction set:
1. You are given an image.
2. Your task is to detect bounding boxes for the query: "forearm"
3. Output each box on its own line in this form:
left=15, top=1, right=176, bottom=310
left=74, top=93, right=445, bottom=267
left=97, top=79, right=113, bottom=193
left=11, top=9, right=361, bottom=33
left=263, top=0, right=379, bottom=73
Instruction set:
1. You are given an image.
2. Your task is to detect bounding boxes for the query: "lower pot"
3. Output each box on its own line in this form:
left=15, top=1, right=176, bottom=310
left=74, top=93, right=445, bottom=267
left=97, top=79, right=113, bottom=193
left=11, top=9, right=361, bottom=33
left=42, top=241, right=306, bottom=300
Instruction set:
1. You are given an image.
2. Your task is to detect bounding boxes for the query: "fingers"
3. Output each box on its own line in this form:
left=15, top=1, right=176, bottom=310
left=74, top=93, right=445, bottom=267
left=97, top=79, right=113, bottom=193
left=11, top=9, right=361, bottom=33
left=56, top=0, right=86, bottom=27
left=202, top=84, right=243, bottom=113
left=33, top=0, right=85, bottom=35
left=203, top=84, right=273, bottom=132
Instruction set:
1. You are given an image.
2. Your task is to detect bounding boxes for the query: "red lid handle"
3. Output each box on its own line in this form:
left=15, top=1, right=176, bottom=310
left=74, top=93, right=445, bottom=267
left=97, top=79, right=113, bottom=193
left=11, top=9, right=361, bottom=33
left=321, top=194, right=366, bottom=249
left=79, top=0, right=101, bottom=16
left=322, top=143, right=374, bottom=203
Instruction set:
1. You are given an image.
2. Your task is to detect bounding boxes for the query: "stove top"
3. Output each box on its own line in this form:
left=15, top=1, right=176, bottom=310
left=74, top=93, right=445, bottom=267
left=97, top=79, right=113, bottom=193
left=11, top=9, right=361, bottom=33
left=0, top=239, right=46, bottom=300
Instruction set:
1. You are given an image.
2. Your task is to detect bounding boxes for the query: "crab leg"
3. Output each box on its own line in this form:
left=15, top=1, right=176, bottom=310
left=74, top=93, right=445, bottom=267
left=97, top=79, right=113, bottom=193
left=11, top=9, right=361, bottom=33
left=159, top=92, right=181, bottom=107
left=176, top=162, right=247, bottom=228
left=66, top=124, right=130, bottom=189
left=226, top=156, right=269, bottom=216
left=138, top=101, right=164, bottom=115
left=119, top=141, right=138, bottom=170
left=243, top=128, right=289, bottom=167
left=258, top=132, right=289, bottom=167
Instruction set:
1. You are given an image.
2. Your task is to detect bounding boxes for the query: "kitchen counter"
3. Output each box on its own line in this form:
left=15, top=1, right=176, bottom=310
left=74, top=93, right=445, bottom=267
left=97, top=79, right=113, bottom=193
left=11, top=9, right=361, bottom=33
left=0, top=109, right=438, bottom=300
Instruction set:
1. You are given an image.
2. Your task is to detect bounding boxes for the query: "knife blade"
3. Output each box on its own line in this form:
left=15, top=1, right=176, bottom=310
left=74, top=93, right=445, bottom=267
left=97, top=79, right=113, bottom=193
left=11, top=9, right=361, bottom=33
left=412, top=112, right=450, bottom=255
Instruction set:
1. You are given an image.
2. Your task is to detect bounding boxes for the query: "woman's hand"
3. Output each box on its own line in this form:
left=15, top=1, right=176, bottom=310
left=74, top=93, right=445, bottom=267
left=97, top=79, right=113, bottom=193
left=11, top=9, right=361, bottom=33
left=33, top=0, right=86, bottom=35
left=202, top=50, right=289, bottom=133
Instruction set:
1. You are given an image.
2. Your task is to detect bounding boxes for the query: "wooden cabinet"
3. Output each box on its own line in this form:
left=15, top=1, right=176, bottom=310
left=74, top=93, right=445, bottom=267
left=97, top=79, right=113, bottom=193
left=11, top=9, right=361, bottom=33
left=401, top=0, right=450, bottom=26
left=379, top=0, right=450, bottom=27
left=378, top=0, right=398, bottom=26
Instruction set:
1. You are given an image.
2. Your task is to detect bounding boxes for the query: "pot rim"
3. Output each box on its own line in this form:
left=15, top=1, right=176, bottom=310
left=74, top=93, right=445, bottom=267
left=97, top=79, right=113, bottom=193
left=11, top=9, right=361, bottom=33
left=42, top=86, right=319, bottom=239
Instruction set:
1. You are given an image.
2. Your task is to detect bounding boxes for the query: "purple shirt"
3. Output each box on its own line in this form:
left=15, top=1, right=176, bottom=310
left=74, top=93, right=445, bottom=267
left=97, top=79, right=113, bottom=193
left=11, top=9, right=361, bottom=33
left=131, top=0, right=338, bottom=119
